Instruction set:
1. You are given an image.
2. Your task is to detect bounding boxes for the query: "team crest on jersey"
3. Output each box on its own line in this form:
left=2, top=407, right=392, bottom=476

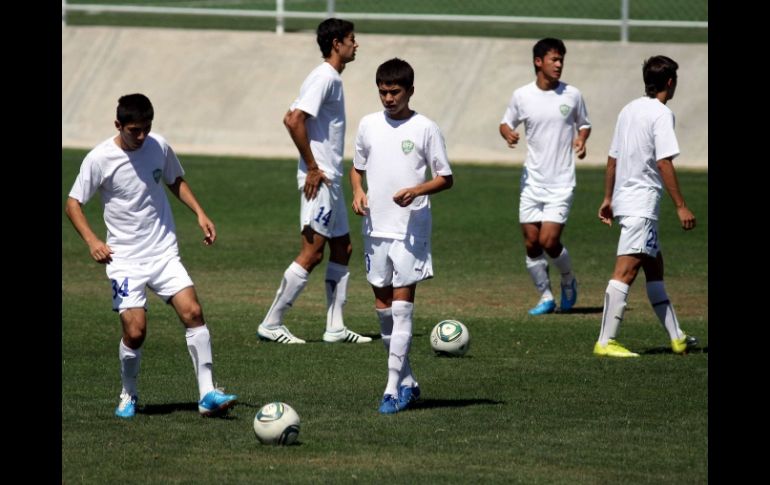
left=401, top=140, right=415, bottom=154
left=559, top=104, right=571, bottom=117
left=153, top=169, right=162, bottom=183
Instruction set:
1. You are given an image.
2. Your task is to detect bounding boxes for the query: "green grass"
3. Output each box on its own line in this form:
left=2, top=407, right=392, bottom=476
left=62, top=149, right=707, bottom=483
left=64, top=0, right=708, bottom=43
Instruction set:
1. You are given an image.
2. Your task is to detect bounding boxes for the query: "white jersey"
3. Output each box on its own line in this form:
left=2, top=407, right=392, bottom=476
left=609, top=96, right=680, bottom=220
left=501, top=81, right=591, bottom=188
left=291, top=61, right=346, bottom=188
left=68, top=133, right=184, bottom=263
left=353, top=111, right=452, bottom=240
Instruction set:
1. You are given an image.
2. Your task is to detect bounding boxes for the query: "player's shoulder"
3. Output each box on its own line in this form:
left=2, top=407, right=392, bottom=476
left=83, top=136, right=119, bottom=163
left=410, top=112, right=440, bottom=130
left=560, top=82, right=584, bottom=97
left=514, top=81, right=537, bottom=96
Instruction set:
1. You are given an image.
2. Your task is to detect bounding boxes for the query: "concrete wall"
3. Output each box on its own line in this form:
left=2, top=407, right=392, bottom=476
left=63, top=26, right=707, bottom=168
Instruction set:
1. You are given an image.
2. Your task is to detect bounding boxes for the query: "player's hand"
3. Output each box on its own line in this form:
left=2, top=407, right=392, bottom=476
left=304, top=167, right=329, bottom=200
left=88, top=239, right=113, bottom=264
left=199, top=215, right=217, bottom=245
left=677, top=206, right=696, bottom=230
left=352, top=191, right=368, bottom=216
left=393, top=188, right=416, bottom=207
left=598, top=199, right=613, bottom=226
left=500, top=125, right=520, bottom=148
left=574, top=138, right=587, bottom=159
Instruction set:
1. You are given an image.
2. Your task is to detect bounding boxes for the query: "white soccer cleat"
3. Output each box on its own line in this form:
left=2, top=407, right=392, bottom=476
left=257, top=324, right=306, bottom=344
left=323, top=327, right=372, bottom=343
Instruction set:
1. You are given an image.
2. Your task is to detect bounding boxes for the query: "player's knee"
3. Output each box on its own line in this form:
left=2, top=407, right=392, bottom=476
left=179, top=303, right=204, bottom=325
left=124, top=328, right=146, bottom=347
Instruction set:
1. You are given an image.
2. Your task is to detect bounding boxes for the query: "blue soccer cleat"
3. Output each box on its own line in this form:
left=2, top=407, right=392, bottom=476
left=528, top=299, right=556, bottom=315
left=397, top=385, right=421, bottom=409
left=115, top=392, right=137, bottom=419
left=198, top=389, right=238, bottom=416
left=378, top=394, right=401, bottom=414
left=560, top=279, right=578, bottom=311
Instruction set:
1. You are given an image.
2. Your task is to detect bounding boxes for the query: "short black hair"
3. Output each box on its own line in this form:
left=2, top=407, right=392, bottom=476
left=116, top=93, right=154, bottom=125
left=316, top=18, right=355, bottom=58
left=642, top=55, right=679, bottom=97
left=375, top=58, right=414, bottom=89
left=532, top=38, right=566, bottom=74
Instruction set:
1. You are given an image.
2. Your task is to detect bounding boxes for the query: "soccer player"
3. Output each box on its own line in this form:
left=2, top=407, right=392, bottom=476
left=257, top=18, right=371, bottom=345
left=350, top=58, right=454, bottom=414
left=65, top=93, right=237, bottom=418
left=594, top=55, right=698, bottom=357
left=498, top=38, right=591, bottom=315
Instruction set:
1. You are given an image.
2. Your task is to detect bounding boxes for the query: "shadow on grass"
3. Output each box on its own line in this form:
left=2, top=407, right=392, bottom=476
left=557, top=306, right=604, bottom=315
left=642, top=346, right=709, bottom=355
left=139, top=402, right=238, bottom=419
left=411, top=398, right=504, bottom=410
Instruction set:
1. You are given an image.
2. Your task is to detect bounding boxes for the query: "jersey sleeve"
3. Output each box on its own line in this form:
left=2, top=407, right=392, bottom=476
left=500, top=91, right=520, bottom=128
left=353, top=118, right=369, bottom=170
left=574, top=93, right=591, bottom=131
left=162, top=143, right=185, bottom=184
left=293, top=73, right=331, bottom=119
left=68, top=152, right=103, bottom=204
left=427, top=123, right=452, bottom=177
left=653, top=111, right=680, bottom=161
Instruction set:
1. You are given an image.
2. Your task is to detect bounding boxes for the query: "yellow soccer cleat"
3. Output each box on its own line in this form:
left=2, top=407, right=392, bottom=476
left=593, top=339, right=640, bottom=358
left=671, top=334, right=698, bottom=354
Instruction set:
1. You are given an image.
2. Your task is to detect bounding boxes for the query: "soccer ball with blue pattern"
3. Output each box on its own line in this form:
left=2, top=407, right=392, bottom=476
left=253, top=402, right=301, bottom=445
left=430, top=320, right=470, bottom=356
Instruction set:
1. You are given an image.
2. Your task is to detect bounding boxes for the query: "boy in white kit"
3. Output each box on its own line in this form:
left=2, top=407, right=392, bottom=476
left=499, top=38, right=591, bottom=315
left=594, top=55, right=698, bottom=357
left=65, top=94, right=237, bottom=418
left=257, top=18, right=372, bottom=345
left=350, top=58, right=454, bottom=414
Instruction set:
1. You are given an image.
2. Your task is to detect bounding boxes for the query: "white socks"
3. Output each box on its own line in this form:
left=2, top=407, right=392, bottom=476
left=325, top=262, right=349, bottom=334
left=646, top=280, right=684, bottom=340
left=377, top=306, right=415, bottom=392
left=119, top=339, right=142, bottom=397
left=262, top=262, right=308, bottom=328
left=598, top=280, right=629, bottom=345
left=185, top=325, right=215, bottom=399
left=550, top=246, right=575, bottom=285
left=385, top=301, right=414, bottom=397
left=526, top=254, right=554, bottom=301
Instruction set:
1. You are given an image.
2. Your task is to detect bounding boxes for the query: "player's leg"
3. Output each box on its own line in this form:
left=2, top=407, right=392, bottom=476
left=642, top=252, right=697, bottom=354
left=108, top=262, right=148, bottom=418
left=259, top=188, right=336, bottom=343
left=520, top=185, right=555, bottom=315
left=156, top=256, right=237, bottom=416
left=522, top=223, right=555, bottom=315
left=541, top=187, right=577, bottom=311
left=116, top=308, right=146, bottom=418
left=381, top=284, right=417, bottom=414
left=594, top=255, right=642, bottom=357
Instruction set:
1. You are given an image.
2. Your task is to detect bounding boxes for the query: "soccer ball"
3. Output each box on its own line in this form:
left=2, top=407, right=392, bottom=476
left=253, top=402, right=301, bottom=445
left=430, top=319, right=470, bottom=356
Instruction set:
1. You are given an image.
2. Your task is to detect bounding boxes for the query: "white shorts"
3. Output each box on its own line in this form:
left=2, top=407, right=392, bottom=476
left=363, top=235, right=433, bottom=288
left=616, top=216, right=660, bottom=257
left=105, top=254, right=194, bottom=311
left=299, top=182, right=349, bottom=238
left=519, top=184, right=574, bottom=224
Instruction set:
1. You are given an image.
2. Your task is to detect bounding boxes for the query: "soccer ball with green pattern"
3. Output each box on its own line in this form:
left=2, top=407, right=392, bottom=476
left=430, top=320, right=470, bottom=356
left=253, top=402, right=300, bottom=445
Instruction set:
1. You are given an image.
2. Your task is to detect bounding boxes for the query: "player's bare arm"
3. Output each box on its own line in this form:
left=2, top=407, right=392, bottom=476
left=393, top=174, right=454, bottom=207
left=65, top=196, right=114, bottom=263
left=168, top=177, right=217, bottom=245
left=284, top=108, right=329, bottom=200
left=349, top=166, right=369, bottom=216
left=657, top=158, right=696, bottom=231
left=598, top=156, right=616, bottom=226
left=573, top=127, right=591, bottom=160
left=499, top=123, right=520, bottom=148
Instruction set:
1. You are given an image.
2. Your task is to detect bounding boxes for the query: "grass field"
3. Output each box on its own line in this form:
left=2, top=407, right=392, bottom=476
left=64, top=0, right=708, bottom=43
left=62, top=149, right=708, bottom=483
